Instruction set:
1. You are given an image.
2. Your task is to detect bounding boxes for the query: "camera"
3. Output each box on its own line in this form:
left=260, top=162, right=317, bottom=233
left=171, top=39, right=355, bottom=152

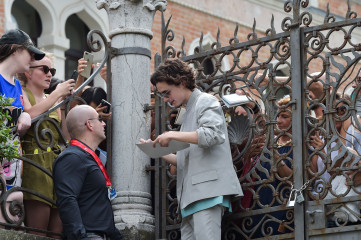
left=100, top=99, right=111, bottom=114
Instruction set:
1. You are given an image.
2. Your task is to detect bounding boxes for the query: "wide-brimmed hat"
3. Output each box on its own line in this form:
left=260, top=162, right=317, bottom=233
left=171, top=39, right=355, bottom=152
left=0, top=29, right=45, bottom=60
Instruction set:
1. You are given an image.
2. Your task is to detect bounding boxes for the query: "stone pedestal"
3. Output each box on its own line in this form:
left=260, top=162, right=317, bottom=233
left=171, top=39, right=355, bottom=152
left=96, top=1, right=167, bottom=239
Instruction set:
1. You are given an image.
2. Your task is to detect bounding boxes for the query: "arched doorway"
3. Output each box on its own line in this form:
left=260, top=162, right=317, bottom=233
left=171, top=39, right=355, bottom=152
left=65, top=14, right=90, bottom=80
left=11, top=0, right=42, bottom=45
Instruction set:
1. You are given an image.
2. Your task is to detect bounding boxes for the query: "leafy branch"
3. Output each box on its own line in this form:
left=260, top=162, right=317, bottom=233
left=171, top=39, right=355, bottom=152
left=0, top=95, right=19, bottom=160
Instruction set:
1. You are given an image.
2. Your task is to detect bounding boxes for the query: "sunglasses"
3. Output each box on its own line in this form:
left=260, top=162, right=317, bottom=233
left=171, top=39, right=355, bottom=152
left=84, top=115, right=103, bottom=125
left=156, top=90, right=171, bottom=98
left=30, top=65, right=56, bottom=76
left=154, top=86, right=171, bottom=98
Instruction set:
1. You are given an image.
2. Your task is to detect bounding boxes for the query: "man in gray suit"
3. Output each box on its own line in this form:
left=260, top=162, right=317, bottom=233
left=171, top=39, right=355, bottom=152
left=145, top=59, right=243, bottom=240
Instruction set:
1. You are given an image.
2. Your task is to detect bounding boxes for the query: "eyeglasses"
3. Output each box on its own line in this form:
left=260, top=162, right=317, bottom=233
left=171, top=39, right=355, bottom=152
left=84, top=115, right=103, bottom=125
left=156, top=90, right=171, bottom=98
left=30, top=65, right=56, bottom=76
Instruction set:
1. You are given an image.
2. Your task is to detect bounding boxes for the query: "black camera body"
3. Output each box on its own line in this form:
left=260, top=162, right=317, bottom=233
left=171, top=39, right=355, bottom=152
left=100, top=99, right=111, bottom=114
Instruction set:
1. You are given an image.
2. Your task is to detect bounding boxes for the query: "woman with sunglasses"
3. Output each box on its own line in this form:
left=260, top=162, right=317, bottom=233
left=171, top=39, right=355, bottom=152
left=17, top=52, right=75, bottom=238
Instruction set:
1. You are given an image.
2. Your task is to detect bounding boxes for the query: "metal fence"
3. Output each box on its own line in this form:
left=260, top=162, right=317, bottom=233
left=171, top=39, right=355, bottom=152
left=0, top=30, right=110, bottom=237
left=152, top=0, right=361, bottom=239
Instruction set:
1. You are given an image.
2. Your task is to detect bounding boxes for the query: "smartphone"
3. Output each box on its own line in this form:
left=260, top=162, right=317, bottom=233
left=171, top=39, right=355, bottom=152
left=101, top=99, right=111, bottom=114
left=80, top=51, right=94, bottom=78
left=70, top=70, right=78, bottom=82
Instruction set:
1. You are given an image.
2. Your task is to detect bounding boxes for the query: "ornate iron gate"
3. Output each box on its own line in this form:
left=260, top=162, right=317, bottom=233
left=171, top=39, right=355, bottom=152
left=152, top=0, right=361, bottom=239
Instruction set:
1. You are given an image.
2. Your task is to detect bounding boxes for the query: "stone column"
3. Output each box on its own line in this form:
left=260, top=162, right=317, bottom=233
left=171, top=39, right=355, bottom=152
left=96, top=1, right=167, bottom=239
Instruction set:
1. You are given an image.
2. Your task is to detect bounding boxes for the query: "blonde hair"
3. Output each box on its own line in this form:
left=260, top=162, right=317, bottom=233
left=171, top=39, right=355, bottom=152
left=277, top=94, right=291, bottom=107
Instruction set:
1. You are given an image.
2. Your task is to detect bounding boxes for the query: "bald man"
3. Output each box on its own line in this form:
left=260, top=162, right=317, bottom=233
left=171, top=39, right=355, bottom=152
left=53, top=105, right=122, bottom=240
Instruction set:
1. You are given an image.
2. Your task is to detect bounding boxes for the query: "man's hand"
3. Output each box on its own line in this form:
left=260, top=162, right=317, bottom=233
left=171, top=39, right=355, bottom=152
left=17, top=112, right=31, bottom=136
left=153, top=131, right=174, bottom=147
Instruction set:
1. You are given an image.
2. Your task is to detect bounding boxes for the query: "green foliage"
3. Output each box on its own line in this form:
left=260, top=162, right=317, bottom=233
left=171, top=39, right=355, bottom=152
left=0, top=95, right=19, bottom=160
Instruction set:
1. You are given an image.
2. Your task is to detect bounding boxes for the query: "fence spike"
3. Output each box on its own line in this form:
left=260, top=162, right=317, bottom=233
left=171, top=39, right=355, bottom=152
left=266, top=14, right=276, bottom=36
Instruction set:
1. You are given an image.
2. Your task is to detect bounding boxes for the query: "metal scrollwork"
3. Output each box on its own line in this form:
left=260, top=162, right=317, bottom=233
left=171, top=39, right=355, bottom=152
left=153, top=0, right=361, bottom=239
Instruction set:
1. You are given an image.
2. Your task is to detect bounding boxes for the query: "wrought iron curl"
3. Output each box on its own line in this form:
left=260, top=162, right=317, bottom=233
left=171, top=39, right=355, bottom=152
left=305, top=32, right=326, bottom=56
left=223, top=226, right=239, bottom=240
left=33, top=117, right=67, bottom=151
left=165, top=46, right=177, bottom=59
left=218, top=78, right=237, bottom=99
left=262, top=219, right=276, bottom=237
left=285, top=208, right=295, bottom=221
left=0, top=186, right=24, bottom=226
left=332, top=210, right=349, bottom=227
left=300, top=0, right=309, bottom=8
left=168, top=230, right=181, bottom=240
left=283, top=1, right=292, bottom=13
left=281, top=17, right=293, bottom=32
left=300, top=11, right=312, bottom=27
left=87, top=29, right=108, bottom=53
left=310, top=177, right=329, bottom=199
left=165, top=29, right=175, bottom=42
left=274, top=38, right=291, bottom=60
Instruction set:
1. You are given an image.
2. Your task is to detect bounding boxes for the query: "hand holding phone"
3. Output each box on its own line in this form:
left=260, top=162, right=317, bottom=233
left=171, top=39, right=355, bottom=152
left=80, top=51, right=94, bottom=78
left=100, top=99, right=111, bottom=114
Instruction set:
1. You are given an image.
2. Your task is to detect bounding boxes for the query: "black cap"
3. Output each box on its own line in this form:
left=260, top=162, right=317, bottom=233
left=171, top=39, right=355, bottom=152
left=0, top=29, right=45, bottom=60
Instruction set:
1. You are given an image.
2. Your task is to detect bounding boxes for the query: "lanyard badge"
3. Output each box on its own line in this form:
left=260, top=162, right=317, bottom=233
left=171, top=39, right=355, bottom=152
left=71, top=140, right=117, bottom=201
left=108, top=186, right=117, bottom=201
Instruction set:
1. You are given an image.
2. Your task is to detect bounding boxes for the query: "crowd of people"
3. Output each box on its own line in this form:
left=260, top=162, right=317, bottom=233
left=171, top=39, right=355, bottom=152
left=2, top=26, right=361, bottom=240
left=0, top=29, right=120, bottom=240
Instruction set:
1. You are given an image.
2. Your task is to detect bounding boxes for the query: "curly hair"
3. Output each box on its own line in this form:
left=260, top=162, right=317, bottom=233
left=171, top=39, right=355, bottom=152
left=151, top=59, right=196, bottom=90
left=277, top=94, right=291, bottom=107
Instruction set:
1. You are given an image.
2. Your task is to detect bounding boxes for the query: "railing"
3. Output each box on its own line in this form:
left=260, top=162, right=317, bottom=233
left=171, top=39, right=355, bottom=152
left=0, top=29, right=111, bottom=238
left=152, top=0, right=361, bottom=239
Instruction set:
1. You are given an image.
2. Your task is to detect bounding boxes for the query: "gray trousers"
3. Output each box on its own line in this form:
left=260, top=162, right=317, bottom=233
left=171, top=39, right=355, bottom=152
left=181, top=204, right=224, bottom=240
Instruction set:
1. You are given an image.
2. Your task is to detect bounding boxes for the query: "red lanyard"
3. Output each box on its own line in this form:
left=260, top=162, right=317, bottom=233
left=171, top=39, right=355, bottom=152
left=70, top=139, right=112, bottom=187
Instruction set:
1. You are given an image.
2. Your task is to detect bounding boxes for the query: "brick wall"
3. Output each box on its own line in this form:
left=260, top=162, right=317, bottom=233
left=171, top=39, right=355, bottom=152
left=150, top=1, right=267, bottom=71
left=150, top=1, right=361, bottom=93
left=318, top=0, right=361, bottom=18
left=0, top=0, right=4, bottom=35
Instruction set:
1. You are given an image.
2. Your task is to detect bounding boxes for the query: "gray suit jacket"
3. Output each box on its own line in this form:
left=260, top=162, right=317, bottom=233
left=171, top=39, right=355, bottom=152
left=177, top=89, right=243, bottom=209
